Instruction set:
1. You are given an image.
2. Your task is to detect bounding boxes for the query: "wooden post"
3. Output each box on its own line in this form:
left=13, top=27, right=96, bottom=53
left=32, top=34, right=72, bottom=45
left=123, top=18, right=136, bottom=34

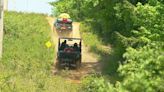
left=4, top=0, right=7, bottom=11
left=0, top=0, right=4, bottom=58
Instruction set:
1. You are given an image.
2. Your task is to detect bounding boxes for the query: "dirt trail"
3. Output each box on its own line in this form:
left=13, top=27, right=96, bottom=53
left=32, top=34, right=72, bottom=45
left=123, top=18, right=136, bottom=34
left=46, top=17, right=101, bottom=83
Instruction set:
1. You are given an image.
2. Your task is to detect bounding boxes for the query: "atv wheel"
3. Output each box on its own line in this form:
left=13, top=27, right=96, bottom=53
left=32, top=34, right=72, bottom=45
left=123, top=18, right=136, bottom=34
left=56, top=61, right=62, bottom=69
left=76, top=61, right=81, bottom=69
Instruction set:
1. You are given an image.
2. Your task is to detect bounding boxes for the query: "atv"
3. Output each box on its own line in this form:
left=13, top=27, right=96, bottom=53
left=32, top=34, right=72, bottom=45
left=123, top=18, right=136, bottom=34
left=55, top=18, right=73, bottom=32
left=56, top=37, right=82, bottom=69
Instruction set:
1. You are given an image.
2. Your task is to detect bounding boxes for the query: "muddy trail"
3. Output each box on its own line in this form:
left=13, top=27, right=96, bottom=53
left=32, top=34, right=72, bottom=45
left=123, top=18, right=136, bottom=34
left=46, top=17, right=102, bottom=83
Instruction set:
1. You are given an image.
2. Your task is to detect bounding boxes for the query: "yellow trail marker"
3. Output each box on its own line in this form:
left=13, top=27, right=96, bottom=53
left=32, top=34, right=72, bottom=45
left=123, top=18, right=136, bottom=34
left=45, top=41, right=52, bottom=48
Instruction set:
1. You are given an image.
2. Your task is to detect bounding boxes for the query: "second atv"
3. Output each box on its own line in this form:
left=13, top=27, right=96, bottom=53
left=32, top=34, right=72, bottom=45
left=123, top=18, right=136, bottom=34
left=54, top=13, right=73, bottom=33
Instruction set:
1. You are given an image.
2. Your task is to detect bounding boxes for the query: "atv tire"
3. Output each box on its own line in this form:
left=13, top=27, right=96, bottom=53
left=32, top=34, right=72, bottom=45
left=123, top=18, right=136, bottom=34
left=76, top=60, right=81, bottom=69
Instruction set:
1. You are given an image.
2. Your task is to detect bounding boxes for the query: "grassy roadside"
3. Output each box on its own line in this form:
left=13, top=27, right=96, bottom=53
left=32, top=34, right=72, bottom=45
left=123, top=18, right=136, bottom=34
left=0, top=11, right=78, bottom=92
left=80, top=22, right=121, bottom=83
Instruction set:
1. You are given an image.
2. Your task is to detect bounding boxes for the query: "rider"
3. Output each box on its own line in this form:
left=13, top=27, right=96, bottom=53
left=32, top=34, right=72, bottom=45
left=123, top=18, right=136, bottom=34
left=73, top=43, right=79, bottom=51
left=60, top=40, right=68, bottom=50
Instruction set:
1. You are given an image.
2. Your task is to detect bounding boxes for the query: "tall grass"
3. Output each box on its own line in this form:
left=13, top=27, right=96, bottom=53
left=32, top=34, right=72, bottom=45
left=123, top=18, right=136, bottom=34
left=0, top=11, right=78, bottom=92
left=80, top=22, right=121, bottom=84
left=80, top=22, right=108, bottom=54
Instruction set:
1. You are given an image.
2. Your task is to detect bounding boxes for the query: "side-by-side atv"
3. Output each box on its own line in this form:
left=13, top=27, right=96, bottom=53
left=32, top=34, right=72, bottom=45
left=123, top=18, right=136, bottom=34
left=56, top=37, right=82, bottom=69
left=54, top=13, right=73, bottom=37
left=55, top=18, right=73, bottom=32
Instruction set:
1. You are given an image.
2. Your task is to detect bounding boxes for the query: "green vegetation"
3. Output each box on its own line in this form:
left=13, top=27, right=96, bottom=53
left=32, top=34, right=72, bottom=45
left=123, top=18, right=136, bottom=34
left=1, top=0, right=164, bottom=91
left=0, top=12, right=78, bottom=92
left=80, top=22, right=120, bottom=82
left=52, top=0, right=164, bottom=92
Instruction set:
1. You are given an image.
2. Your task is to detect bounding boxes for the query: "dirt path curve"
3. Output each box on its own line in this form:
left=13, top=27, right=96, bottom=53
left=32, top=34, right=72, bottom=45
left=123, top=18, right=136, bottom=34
left=46, top=17, right=102, bottom=83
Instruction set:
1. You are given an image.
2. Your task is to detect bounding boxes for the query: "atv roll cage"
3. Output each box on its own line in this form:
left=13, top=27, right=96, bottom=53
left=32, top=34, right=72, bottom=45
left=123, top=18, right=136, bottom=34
left=58, top=37, right=82, bottom=52
left=57, top=37, right=82, bottom=69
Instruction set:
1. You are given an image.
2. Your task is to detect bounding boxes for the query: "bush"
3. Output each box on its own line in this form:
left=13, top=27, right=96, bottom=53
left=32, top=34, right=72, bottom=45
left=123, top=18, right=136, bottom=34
left=118, top=42, right=164, bottom=92
left=80, top=75, right=116, bottom=92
